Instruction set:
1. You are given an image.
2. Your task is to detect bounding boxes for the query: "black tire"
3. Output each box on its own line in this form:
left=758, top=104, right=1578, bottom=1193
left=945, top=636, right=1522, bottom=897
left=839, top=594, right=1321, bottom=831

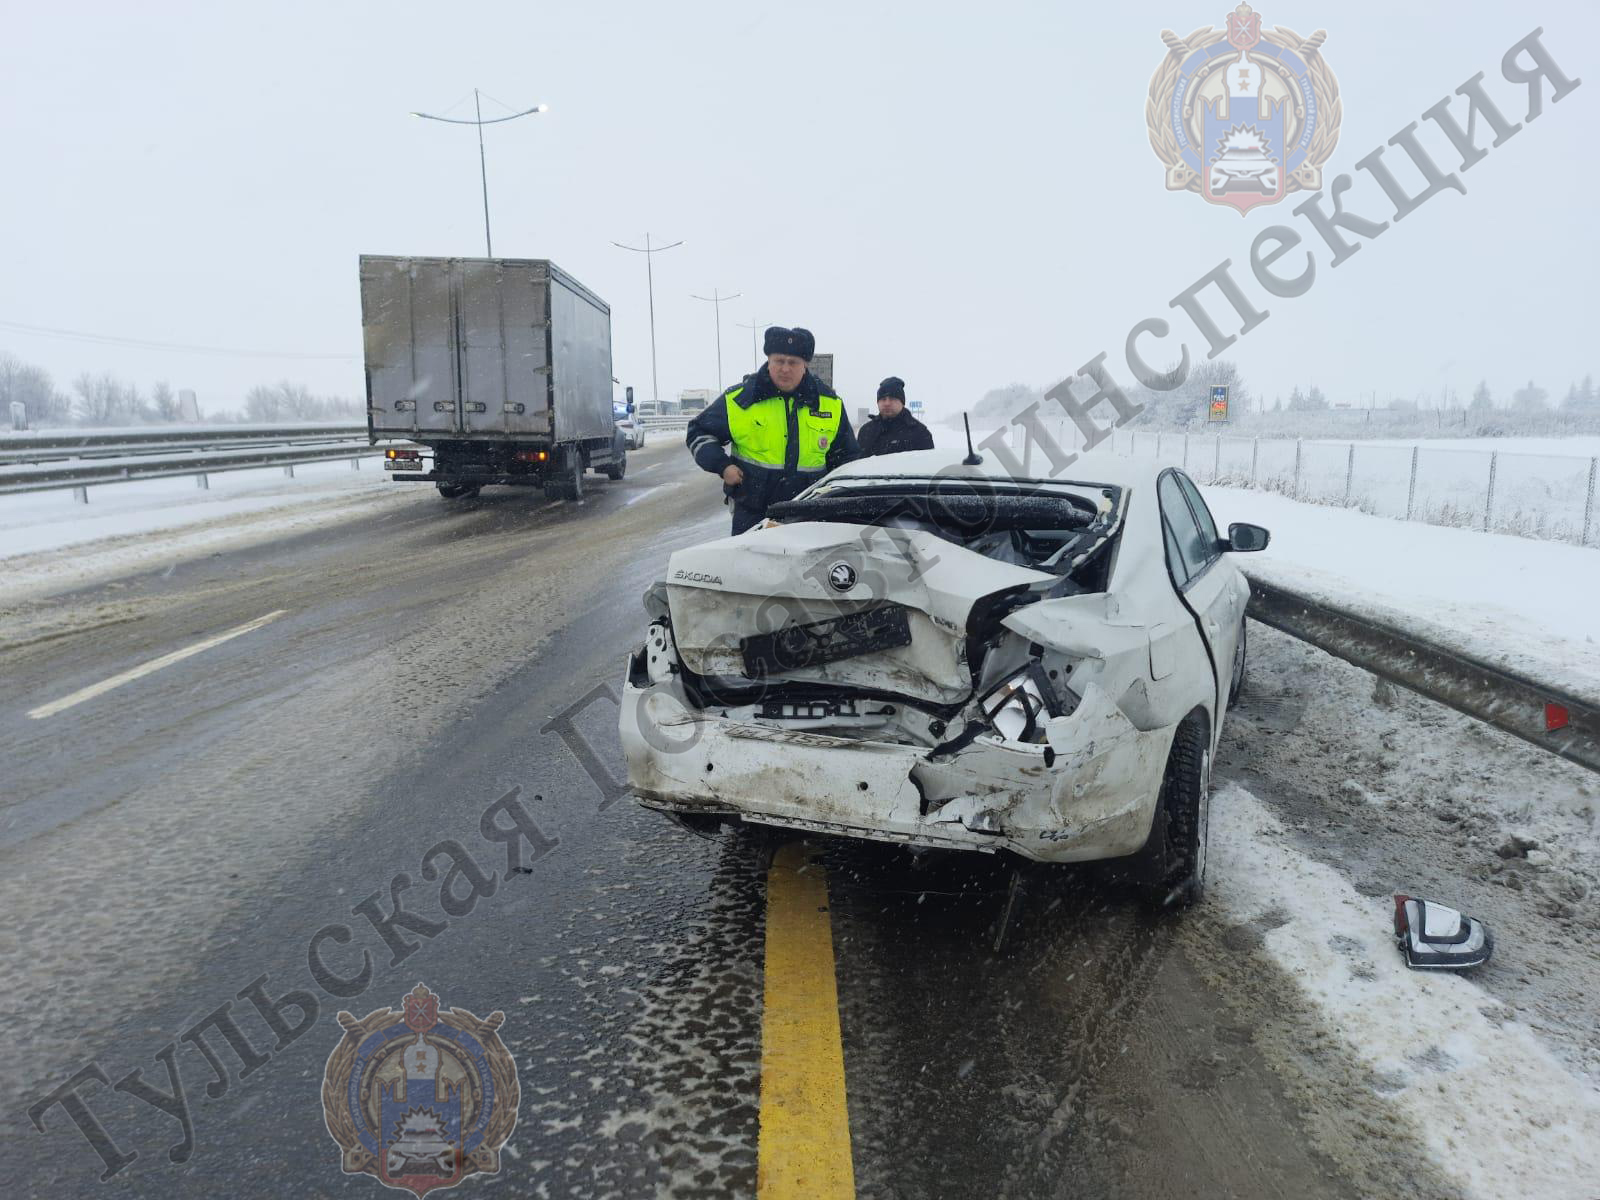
left=436, top=482, right=479, bottom=499
left=1228, top=620, right=1247, bottom=708
left=544, top=449, right=583, bottom=501
left=1130, top=714, right=1210, bottom=909
left=602, top=453, right=626, bottom=481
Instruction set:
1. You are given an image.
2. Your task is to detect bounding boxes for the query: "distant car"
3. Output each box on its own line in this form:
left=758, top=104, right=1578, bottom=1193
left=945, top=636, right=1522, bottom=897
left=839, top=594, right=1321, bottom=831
left=618, top=451, right=1269, bottom=906
left=614, top=407, right=646, bottom=450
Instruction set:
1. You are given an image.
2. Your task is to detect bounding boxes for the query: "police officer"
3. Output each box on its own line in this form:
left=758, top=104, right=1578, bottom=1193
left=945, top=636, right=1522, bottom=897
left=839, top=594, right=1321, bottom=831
left=856, top=376, right=934, bottom=457
left=686, top=326, right=860, bottom=534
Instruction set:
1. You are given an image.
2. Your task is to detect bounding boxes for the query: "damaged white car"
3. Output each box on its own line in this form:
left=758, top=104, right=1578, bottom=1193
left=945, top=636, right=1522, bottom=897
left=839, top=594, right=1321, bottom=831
left=618, top=450, right=1269, bottom=905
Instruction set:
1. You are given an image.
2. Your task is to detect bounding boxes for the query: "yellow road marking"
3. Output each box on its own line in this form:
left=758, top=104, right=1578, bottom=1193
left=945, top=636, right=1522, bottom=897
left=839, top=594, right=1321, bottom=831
left=758, top=841, right=855, bottom=1198
left=27, top=610, right=288, bottom=719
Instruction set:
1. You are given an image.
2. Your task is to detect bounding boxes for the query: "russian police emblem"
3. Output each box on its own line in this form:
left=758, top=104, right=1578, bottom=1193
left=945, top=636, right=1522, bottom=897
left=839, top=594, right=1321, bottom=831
left=1146, top=3, right=1341, bottom=213
left=322, top=984, right=520, bottom=1196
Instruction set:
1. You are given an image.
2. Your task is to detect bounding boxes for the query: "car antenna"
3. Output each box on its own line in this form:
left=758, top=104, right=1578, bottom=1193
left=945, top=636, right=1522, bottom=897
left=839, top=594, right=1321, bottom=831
left=962, top=413, right=983, bottom=466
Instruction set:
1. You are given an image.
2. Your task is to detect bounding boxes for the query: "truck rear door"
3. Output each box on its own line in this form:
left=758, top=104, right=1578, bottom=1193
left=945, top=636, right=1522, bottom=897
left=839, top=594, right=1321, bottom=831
left=360, top=256, right=461, bottom=437
left=459, top=259, right=551, bottom=438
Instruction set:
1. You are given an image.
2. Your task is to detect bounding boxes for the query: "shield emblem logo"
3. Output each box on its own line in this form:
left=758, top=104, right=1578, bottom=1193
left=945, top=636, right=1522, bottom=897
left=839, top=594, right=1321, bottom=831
left=323, top=984, right=520, bottom=1198
left=1199, top=15, right=1285, bottom=213
left=1145, top=5, right=1341, bottom=213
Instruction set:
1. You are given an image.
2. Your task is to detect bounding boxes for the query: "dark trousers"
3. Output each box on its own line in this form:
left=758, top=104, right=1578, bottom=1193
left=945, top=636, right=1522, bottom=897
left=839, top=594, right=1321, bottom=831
left=730, top=505, right=765, bottom=536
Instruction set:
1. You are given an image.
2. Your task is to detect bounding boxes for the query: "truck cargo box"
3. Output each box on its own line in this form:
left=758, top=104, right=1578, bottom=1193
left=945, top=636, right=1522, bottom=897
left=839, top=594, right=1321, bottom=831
left=360, top=255, right=614, bottom=445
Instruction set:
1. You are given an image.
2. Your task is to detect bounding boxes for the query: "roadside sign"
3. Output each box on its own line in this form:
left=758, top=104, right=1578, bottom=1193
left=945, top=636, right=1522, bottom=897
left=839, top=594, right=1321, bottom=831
left=909, top=398, right=923, bottom=413
left=1208, top=385, right=1229, bottom=422
left=810, top=353, right=834, bottom=389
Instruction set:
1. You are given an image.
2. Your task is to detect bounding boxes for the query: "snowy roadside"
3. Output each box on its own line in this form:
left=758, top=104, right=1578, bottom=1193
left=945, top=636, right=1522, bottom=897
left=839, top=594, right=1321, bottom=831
left=0, top=461, right=417, bottom=606
left=1200, top=486, right=1600, bottom=706
left=1203, top=781, right=1600, bottom=1200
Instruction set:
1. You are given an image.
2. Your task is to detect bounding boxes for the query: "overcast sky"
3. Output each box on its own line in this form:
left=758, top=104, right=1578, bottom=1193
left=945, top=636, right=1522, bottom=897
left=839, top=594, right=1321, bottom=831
left=2, top=1, right=1595, bottom=419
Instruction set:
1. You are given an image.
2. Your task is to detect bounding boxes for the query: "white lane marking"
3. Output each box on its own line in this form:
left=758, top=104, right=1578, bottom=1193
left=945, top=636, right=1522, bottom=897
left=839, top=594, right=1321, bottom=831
left=1211, top=783, right=1600, bottom=1199
left=635, top=462, right=661, bottom=473
left=27, top=610, right=290, bottom=720
left=624, top=486, right=663, bottom=507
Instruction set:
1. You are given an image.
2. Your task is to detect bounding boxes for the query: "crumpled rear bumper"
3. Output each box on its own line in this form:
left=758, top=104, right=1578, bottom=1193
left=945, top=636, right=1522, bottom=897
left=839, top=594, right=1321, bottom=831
left=618, top=668, right=1174, bottom=864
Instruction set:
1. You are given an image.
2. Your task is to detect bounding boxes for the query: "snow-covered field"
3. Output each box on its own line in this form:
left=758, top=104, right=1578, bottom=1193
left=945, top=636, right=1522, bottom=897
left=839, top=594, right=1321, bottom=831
left=1113, top=429, right=1599, bottom=546
left=1337, top=435, right=1600, bottom=457
left=1199, top=486, right=1600, bottom=704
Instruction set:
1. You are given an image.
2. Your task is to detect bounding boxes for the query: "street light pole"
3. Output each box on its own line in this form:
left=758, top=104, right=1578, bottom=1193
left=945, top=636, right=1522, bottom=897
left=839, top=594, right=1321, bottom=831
left=691, top=289, right=741, bottom=390
left=474, top=90, right=492, bottom=255
left=734, top=317, right=770, bottom=372
left=611, top=234, right=684, bottom=413
left=411, top=92, right=549, bottom=257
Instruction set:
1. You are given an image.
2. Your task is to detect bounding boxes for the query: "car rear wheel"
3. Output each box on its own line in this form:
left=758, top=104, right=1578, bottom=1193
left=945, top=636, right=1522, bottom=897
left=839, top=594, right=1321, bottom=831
left=1130, top=713, right=1210, bottom=909
left=602, top=454, right=626, bottom=481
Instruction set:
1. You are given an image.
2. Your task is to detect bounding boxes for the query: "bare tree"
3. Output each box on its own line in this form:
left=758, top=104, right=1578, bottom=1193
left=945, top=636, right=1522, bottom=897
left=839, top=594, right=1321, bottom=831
left=0, top=353, right=68, bottom=424
left=150, top=380, right=180, bottom=421
left=1470, top=380, right=1493, bottom=411
left=72, top=372, right=135, bottom=425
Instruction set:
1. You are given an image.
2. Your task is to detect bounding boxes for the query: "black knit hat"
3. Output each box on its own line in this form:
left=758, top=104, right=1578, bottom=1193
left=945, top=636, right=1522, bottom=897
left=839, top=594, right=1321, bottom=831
left=763, top=326, right=815, bottom=362
left=877, top=376, right=906, bottom=401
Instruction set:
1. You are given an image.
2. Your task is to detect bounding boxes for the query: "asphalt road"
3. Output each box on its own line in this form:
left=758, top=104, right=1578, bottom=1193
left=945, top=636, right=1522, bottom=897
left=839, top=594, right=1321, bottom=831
left=1, top=440, right=1559, bottom=1199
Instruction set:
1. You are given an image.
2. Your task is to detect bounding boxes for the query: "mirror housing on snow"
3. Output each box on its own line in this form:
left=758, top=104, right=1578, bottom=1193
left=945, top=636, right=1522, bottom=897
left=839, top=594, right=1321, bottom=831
left=1225, top=522, right=1270, bottom=553
left=1393, top=894, right=1493, bottom=970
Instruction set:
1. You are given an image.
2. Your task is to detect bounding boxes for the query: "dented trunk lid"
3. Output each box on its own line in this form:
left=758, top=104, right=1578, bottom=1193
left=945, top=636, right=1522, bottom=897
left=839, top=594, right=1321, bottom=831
left=665, top=521, right=1054, bottom=705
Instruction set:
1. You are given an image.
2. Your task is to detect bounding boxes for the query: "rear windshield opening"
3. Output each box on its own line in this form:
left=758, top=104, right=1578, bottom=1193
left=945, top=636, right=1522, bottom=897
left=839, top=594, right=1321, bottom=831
left=766, top=483, right=1122, bottom=577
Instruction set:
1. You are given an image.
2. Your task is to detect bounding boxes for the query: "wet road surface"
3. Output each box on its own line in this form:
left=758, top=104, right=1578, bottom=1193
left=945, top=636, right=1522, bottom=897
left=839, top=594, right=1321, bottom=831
left=2, top=441, right=1579, bottom=1199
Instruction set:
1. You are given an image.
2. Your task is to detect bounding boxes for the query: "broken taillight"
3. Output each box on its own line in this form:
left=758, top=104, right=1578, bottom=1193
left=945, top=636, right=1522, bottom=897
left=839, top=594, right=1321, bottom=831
left=979, top=666, right=1060, bottom=744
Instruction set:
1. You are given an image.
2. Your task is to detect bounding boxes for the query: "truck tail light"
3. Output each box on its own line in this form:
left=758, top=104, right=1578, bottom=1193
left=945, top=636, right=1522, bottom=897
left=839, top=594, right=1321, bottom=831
left=385, top=448, right=421, bottom=461
left=513, top=450, right=548, bottom=463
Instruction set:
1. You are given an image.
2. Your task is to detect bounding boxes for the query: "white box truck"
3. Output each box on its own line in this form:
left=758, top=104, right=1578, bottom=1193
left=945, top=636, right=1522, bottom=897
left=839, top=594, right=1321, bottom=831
left=361, top=255, right=626, bottom=500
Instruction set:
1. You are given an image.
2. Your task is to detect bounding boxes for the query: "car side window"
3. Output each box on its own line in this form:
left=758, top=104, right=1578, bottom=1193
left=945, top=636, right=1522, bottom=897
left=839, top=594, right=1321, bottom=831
left=1161, top=510, right=1191, bottom=587
left=1175, top=472, right=1221, bottom=551
left=1158, top=472, right=1212, bottom=584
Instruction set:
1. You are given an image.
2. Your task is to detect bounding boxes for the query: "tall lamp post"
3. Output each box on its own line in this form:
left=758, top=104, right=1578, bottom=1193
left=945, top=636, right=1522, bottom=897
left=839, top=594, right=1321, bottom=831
left=690, top=288, right=740, bottom=390
left=612, top=233, right=683, bottom=413
left=734, top=317, right=771, bottom=372
left=411, top=90, right=548, bottom=257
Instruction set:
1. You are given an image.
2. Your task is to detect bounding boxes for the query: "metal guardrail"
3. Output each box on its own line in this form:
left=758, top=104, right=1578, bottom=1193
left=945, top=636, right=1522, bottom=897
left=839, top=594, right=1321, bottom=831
left=0, top=442, right=388, bottom=498
left=0, top=425, right=369, bottom=465
left=1246, top=575, right=1600, bottom=775
left=637, top=415, right=692, bottom=431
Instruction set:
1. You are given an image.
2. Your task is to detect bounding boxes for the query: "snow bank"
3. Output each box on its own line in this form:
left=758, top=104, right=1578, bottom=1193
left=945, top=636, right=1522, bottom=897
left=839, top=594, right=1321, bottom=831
left=1211, top=783, right=1600, bottom=1200
left=1200, top=487, right=1600, bottom=705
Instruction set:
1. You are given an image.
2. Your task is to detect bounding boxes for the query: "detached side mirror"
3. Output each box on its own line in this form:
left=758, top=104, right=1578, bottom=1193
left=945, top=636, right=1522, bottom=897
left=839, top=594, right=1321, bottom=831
left=1225, top=522, right=1271, bottom=553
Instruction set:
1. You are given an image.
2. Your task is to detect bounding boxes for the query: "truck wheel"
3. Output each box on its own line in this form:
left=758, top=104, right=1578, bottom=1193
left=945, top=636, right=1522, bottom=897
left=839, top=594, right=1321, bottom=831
left=437, top=483, right=479, bottom=499
left=1129, top=713, right=1210, bottom=909
left=602, top=454, right=626, bottom=481
left=545, top=449, right=583, bottom=501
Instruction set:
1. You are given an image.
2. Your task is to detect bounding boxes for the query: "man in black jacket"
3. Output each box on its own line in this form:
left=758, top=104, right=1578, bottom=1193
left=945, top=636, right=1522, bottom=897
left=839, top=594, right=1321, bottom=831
left=857, top=376, right=934, bottom=457
left=685, top=326, right=860, bottom=534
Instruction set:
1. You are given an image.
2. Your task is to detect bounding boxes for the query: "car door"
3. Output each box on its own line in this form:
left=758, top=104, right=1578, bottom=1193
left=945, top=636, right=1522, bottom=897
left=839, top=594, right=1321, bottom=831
left=1157, top=470, right=1241, bottom=731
